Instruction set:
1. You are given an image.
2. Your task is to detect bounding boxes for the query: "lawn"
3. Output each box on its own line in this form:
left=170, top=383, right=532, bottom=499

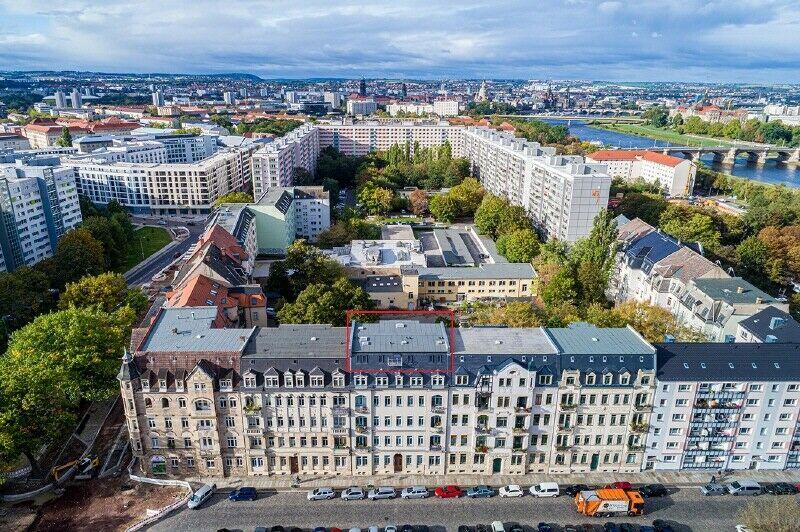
left=594, top=123, right=736, bottom=147
left=121, top=226, right=172, bottom=272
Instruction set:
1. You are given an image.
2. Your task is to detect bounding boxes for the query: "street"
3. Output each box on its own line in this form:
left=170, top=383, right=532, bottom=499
left=125, top=216, right=205, bottom=287
left=148, top=487, right=756, bottom=532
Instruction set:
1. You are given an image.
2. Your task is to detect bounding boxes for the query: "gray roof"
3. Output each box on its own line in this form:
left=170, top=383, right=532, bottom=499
left=381, top=224, right=415, bottom=240
left=139, top=306, right=255, bottom=353
left=545, top=322, right=654, bottom=355
left=656, top=342, right=800, bottom=381
left=351, top=320, right=449, bottom=354
left=434, top=228, right=475, bottom=266
left=243, top=324, right=346, bottom=359
left=362, top=275, right=405, bottom=293
left=737, top=306, right=800, bottom=343
left=454, top=327, right=557, bottom=355
left=692, top=277, right=777, bottom=305
left=418, top=263, right=536, bottom=280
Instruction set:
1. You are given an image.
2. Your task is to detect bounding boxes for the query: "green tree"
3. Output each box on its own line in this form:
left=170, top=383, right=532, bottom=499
left=735, top=236, right=769, bottom=275
left=266, top=240, right=346, bottom=300
left=59, top=272, right=148, bottom=314
left=0, top=267, right=52, bottom=351
left=277, top=277, right=374, bottom=326
left=55, top=126, right=73, bottom=147
left=661, top=211, right=721, bottom=251
left=568, top=209, right=620, bottom=305
left=52, top=228, right=106, bottom=288
left=317, top=220, right=380, bottom=248
left=615, top=192, right=668, bottom=226
left=214, top=191, right=253, bottom=206
left=496, top=229, right=540, bottom=263
left=448, top=177, right=485, bottom=216
left=358, top=183, right=394, bottom=215
left=428, top=194, right=460, bottom=223
left=642, top=106, right=668, bottom=127
left=541, top=267, right=577, bottom=307
left=81, top=215, right=126, bottom=270
left=474, top=195, right=508, bottom=238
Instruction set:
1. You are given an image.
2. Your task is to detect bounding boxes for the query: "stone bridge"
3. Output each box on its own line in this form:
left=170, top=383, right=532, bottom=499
left=618, top=145, right=800, bottom=165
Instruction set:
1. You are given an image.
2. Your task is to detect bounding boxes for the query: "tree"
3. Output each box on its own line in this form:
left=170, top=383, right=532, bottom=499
left=661, top=211, right=721, bottom=251
left=496, top=229, right=540, bottom=263
left=466, top=301, right=542, bottom=328
left=0, top=267, right=52, bottom=351
left=448, top=177, right=485, bottom=216
left=358, top=183, right=394, bottom=215
left=277, top=277, right=374, bottom=326
left=568, top=209, right=619, bottom=305
left=292, top=167, right=314, bottom=186
left=55, top=126, right=72, bottom=147
left=214, top=191, right=253, bottom=206
left=317, top=220, right=380, bottom=248
left=615, top=192, right=667, bottom=226
left=642, top=106, right=668, bottom=128
left=81, top=215, right=126, bottom=271
left=59, top=272, right=148, bottom=314
left=408, top=189, right=428, bottom=216
left=735, top=236, right=769, bottom=275
left=541, top=267, right=577, bottom=307
left=266, top=240, right=346, bottom=300
left=428, top=193, right=459, bottom=223
left=739, top=497, right=800, bottom=532
left=52, top=228, right=106, bottom=288
left=584, top=301, right=706, bottom=343
left=757, top=225, right=800, bottom=284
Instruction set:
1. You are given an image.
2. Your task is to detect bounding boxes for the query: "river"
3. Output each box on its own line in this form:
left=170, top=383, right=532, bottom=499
left=544, top=119, right=800, bottom=188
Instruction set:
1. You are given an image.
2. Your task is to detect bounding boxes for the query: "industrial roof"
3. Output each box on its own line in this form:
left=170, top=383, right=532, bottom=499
left=417, top=263, right=536, bottom=280
left=545, top=322, right=654, bottom=355
left=454, top=327, right=557, bottom=355
left=691, top=277, right=777, bottom=305
left=656, top=342, right=800, bottom=381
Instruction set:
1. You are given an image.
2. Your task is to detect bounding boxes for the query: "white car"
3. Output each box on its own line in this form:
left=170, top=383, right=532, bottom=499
left=307, top=487, right=336, bottom=500
left=400, top=486, right=429, bottom=499
left=498, top=484, right=524, bottom=498
left=368, top=487, right=397, bottom=500
left=529, top=482, right=560, bottom=497
left=385, top=527, right=397, bottom=532
left=341, top=487, right=366, bottom=500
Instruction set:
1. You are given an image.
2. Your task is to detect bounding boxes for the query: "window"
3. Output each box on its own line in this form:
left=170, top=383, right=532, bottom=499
left=195, top=400, right=211, bottom=411
left=603, top=373, right=613, bottom=385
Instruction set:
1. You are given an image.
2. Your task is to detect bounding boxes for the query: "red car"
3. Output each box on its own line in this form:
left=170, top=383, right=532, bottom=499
left=434, top=485, right=464, bottom=498
left=605, top=481, right=633, bottom=490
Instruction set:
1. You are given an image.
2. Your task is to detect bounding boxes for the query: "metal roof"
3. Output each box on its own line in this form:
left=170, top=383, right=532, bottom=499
left=656, top=342, right=800, bottom=381
left=545, top=322, right=655, bottom=355
left=139, top=306, right=254, bottom=353
left=351, top=320, right=449, bottom=353
left=417, top=263, right=536, bottom=280
left=243, top=324, right=346, bottom=359
left=454, top=327, right=557, bottom=355
left=691, top=277, right=777, bottom=305
left=737, top=306, right=800, bottom=343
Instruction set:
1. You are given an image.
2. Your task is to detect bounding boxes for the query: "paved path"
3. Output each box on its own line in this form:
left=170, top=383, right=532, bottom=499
left=125, top=218, right=204, bottom=287
left=148, top=487, right=764, bottom=532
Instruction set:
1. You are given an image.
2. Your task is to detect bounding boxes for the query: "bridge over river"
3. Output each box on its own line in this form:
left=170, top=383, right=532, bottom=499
left=617, top=144, right=800, bottom=165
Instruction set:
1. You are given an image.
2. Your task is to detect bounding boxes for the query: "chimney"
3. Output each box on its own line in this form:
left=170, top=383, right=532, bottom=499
left=755, top=297, right=763, bottom=304
left=736, top=286, right=745, bottom=294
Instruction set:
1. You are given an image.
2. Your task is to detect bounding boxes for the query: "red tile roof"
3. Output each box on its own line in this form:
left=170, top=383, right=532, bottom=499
left=197, top=224, right=248, bottom=264
left=589, top=150, right=685, bottom=167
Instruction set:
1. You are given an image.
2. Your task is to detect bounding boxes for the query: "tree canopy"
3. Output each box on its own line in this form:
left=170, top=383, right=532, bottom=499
left=59, top=272, right=148, bottom=314
left=496, top=229, right=541, bottom=263
left=214, top=191, right=254, bottom=206
left=277, top=277, right=374, bottom=326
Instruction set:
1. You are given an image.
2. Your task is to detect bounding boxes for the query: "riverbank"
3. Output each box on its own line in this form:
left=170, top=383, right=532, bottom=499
left=591, top=122, right=736, bottom=147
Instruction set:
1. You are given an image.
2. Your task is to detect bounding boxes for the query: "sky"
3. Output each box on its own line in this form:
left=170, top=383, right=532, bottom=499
left=1, top=0, right=800, bottom=82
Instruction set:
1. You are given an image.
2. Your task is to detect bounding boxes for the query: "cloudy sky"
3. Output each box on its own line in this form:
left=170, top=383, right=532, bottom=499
left=1, top=0, right=799, bottom=82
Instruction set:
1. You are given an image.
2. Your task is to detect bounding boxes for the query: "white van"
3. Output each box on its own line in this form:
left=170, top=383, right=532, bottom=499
left=727, top=480, right=762, bottom=496
left=401, top=486, right=429, bottom=499
left=187, top=483, right=216, bottom=509
left=529, top=482, right=560, bottom=497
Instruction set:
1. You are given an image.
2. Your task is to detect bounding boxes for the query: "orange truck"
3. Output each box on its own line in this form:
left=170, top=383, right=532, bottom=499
left=574, top=488, right=645, bottom=518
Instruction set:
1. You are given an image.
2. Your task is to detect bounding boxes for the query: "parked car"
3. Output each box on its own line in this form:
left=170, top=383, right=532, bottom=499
left=307, top=487, right=336, bottom=500
left=435, top=485, right=464, bottom=498
left=774, top=482, right=798, bottom=494
left=652, top=520, right=675, bottom=532
left=228, top=486, right=257, bottom=501
left=605, top=481, right=633, bottom=491
left=341, top=487, right=366, bottom=500
left=564, top=484, right=591, bottom=497
left=603, top=523, right=620, bottom=532
left=158, top=219, right=167, bottom=225
left=618, top=524, right=637, bottom=532
left=368, top=487, right=397, bottom=500
left=498, top=484, right=524, bottom=498
left=727, top=480, right=762, bottom=496
left=563, top=526, right=579, bottom=532
left=313, top=527, right=326, bottom=532
left=187, top=483, right=216, bottom=509
left=537, top=524, right=553, bottom=532
left=400, top=486, right=429, bottom=499
left=508, top=525, right=523, bottom=532
left=457, top=526, right=473, bottom=532
left=580, top=525, right=596, bottom=532
left=638, top=484, right=668, bottom=497
left=385, top=527, right=397, bottom=532
left=700, top=483, right=726, bottom=496
left=761, top=482, right=779, bottom=495
left=529, top=482, right=560, bottom=497
left=490, top=522, right=504, bottom=532
left=466, top=485, right=494, bottom=498
left=368, top=527, right=379, bottom=532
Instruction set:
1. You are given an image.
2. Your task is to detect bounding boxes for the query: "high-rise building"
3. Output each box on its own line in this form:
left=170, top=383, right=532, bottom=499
left=152, top=90, right=165, bottom=107
left=358, top=78, right=367, bottom=96
left=239, top=88, right=249, bottom=98
left=251, top=124, right=319, bottom=197
left=0, top=157, right=82, bottom=272
left=223, top=91, right=237, bottom=105
left=401, top=82, right=408, bottom=99
left=70, top=88, right=82, bottom=109
left=54, top=90, right=67, bottom=109
left=346, top=99, right=377, bottom=116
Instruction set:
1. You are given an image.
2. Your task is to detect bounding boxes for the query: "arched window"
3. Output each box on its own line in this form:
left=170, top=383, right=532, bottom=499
left=144, top=398, right=152, bottom=408
left=354, top=395, right=366, bottom=407
left=161, top=397, right=170, bottom=408
left=432, top=394, right=443, bottom=407
left=195, top=399, right=211, bottom=411
left=430, top=415, right=442, bottom=428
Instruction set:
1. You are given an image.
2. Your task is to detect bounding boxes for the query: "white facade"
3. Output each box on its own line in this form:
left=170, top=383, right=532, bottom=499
left=433, top=100, right=461, bottom=117
left=0, top=134, right=31, bottom=151
left=0, top=160, right=82, bottom=272
left=586, top=151, right=696, bottom=197
left=346, top=100, right=378, bottom=116
left=251, top=124, right=320, bottom=197
left=317, top=121, right=465, bottom=158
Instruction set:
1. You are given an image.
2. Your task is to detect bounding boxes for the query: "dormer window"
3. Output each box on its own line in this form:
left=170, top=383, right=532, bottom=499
left=354, top=374, right=368, bottom=387
left=376, top=376, right=388, bottom=387
left=265, top=376, right=279, bottom=388
left=159, top=379, right=167, bottom=391
left=333, top=374, right=345, bottom=387
left=244, top=376, right=256, bottom=388
left=296, top=374, right=305, bottom=387
left=619, top=373, right=630, bottom=385
left=220, top=379, right=232, bottom=391
left=410, top=376, right=423, bottom=387
left=311, top=376, right=324, bottom=387
left=285, top=374, right=294, bottom=387
left=141, top=379, right=151, bottom=392
left=455, top=375, right=468, bottom=386
left=431, top=375, right=445, bottom=387
left=176, top=380, right=184, bottom=392
left=395, top=374, right=404, bottom=387
left=586, top=373, right=596, bottom=385
left=603, top=373, right=613, bottom=385
left=538, top=375, right=552, bottom=385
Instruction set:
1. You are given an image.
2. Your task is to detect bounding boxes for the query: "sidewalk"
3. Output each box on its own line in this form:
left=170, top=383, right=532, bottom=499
left=186, top=468, right=800, bottom=491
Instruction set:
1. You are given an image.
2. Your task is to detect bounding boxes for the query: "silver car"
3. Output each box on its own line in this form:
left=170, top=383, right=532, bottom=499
left=341, top=486, right=366, bottom=500
left=700, top=483, right=726, bottom=496
left=307, top=487, right=336, bottom=500
left=368, top=487, right=397, bottom=500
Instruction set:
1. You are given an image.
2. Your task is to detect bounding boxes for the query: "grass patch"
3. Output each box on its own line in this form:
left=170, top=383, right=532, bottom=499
left=121, top=226, right=172, bottom=271
left=593, top=123, right=735, bottom=147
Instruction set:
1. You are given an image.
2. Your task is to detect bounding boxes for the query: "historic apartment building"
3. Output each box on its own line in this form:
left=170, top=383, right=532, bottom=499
left=121, top=315, right=665, bottom=479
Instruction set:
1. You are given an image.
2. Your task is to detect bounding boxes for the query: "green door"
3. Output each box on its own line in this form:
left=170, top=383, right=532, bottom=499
left=492, top=458, right=502, bottom=473
left=590, top=453, right=600, bottom=471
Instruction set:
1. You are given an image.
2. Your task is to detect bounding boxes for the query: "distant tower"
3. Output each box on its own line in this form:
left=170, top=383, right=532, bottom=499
left=359, top=78, right=367, bottom=96
left=239, top=88, right=248, bottom=98
left=475, top=80, right=488, bottom=102
left=223, top=91, right=237, bottom=105
left=152, top=90, right=164, bottom=107
left=401, top=82, right=407, bottom=99
left=70, top=88, right=82, bottom=109
left=54, top=90, right=67, bottom=108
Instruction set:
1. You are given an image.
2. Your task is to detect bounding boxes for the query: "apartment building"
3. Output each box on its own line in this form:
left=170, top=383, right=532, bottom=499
left=251, top=124, right=319, bottom=197
left=317, top=121, right=464, bottom=158
left=416, top=264, right=536, bottom=305
left=647, top=342, right=800, bottom=471
left=0, top=134, right=30, bottom=151
left=346, top=100, right=378, bottom=116
left=587, top=150, right=696, bottom=197
left=735, top=306, right=800, bottom=343
left=0, top=157, right=82, bottom=272
left=462, top=127, right=611, bottom=242
left=121, top=314, right=669, bottom=479
left=69, top=146, right=254, bottom=215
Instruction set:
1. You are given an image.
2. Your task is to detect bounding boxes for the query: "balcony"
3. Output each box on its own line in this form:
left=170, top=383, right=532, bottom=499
left=355, top=425, right=368, bottom=434
left=560, top=403, right=577, bottom=411
left=513, top=426, right=527, bottom=434
left=475, top=445, right=489, bottom=453
left=246, top=428, right=263, bottom=435
left=430, top=444, right=442, bottom=452
left=514, top=406, right=531, bottom=414
left=333, top=406, right=351, bottom=415
left=557, top=425, right=573, bottom=433
left=243, top=404, right=261, bottom=414
left=431, top=406, right=445, bottom=414
left=432, top=426, right=444, bottom=434
left=693, top=399, right=742, bottom=411
left=476, top=425, right=491, bottom=434
left=332, top=427, right=348, bottom=435
left=354, top=406, right=369, bottom=414
left=634, top=403, right=652, bottom=412
left=630, top=422, right=649, bottom=434
left=555, top=444, right=572, bottom=452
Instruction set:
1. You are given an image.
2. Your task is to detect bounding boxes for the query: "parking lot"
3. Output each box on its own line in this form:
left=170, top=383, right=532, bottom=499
left=146, top=486, right=768, bottom=532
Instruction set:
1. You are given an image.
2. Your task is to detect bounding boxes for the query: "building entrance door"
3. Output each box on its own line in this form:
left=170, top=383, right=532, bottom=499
left=394, top=453, right=403, bottom=473
left=290, top=456, right=299, bottom=474
left=590, top=453, right=600, bottom=471
left=492, top=458, right=502, bottom=473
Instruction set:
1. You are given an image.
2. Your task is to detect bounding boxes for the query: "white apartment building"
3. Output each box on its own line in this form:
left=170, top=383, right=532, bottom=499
left=346, top=100, right=378, bottom=116
left=251, top=124, right=319, bottom=197
left=463, top=127, right=611, bottom=242
left=69, top=146, right=255, bottom=215
left=433, top=100, right=461, bottom=117
left=735, top=306, right=800, bottom=344
left=647, top=343, right=800, bottom=471
left=0, top=134, right=31, bottom=151
left=0, top=158, right=82, bottom=272
left=385, top=102, right=461, bottom=118
left=317, top=121, right=465, bottom=158
left=587, top=150, right=696, bottom=197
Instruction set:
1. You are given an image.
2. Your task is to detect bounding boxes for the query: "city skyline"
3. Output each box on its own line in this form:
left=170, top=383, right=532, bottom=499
left=2, top=0, right=800, bottom=83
